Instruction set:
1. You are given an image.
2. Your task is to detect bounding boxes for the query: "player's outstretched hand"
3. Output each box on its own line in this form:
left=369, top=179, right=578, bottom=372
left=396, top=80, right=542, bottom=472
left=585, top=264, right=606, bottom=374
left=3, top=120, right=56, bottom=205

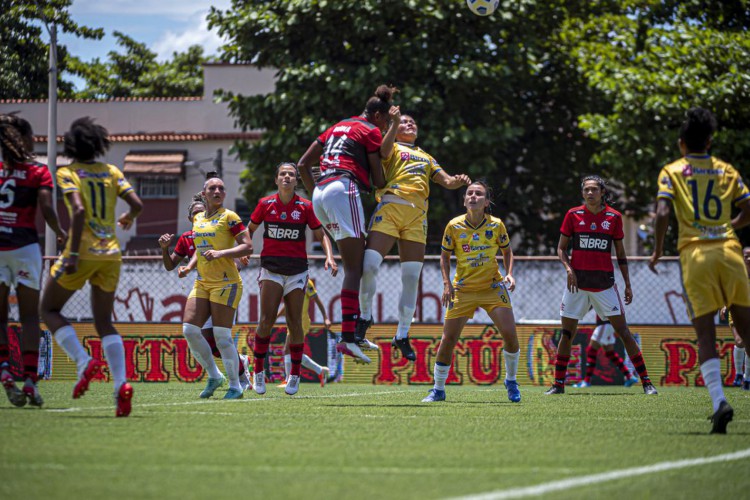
left=454, top=174, right=472, bottom=187
left=158, top=233, right=174, bottom=249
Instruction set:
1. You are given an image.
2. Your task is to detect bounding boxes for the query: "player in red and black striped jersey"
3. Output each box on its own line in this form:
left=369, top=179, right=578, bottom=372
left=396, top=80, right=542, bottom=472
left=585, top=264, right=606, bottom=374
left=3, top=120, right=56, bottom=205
left=248, top=162, right=337, bottom=396
left=545, top=176, right=657, bottom=396
left=0, top=113, right=66, bottom=408
left=297, top=85, right=394, bottom=364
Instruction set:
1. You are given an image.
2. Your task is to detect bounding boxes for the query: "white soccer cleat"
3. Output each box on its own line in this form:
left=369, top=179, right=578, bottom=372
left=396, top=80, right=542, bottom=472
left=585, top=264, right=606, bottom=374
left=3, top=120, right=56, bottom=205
left=357, top=338, right=380, bottom=351
left=239, top=354, right=252, bottom=392
left=336, top=342, right=371, bottom=364
left=253, top=371, right=266, bottom=395
left=285, top=375, right=300, bottom=395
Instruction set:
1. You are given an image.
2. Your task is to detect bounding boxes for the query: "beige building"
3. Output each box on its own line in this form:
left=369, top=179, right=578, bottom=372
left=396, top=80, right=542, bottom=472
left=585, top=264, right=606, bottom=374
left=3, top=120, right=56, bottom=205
left=0, top=63, right=275, bottom=254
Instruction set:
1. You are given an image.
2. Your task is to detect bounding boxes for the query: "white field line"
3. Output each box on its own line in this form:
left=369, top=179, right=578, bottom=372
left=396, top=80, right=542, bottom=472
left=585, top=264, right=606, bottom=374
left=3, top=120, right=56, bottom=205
left=43, top=389, right=415, bottom=413
left=448, top=447, right=750, bottom=500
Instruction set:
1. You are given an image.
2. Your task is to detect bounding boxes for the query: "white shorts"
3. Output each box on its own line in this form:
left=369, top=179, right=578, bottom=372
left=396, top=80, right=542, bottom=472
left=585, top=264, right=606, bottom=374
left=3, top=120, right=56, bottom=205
left=560, top=285, right=625, bottom=321
left=591, top=322, right=616, bottom=345
left=258, top=268, right=308, bottom=297
left=0, top=243, right=42, bottom=290
left=312, top=177, right=365, bottom=240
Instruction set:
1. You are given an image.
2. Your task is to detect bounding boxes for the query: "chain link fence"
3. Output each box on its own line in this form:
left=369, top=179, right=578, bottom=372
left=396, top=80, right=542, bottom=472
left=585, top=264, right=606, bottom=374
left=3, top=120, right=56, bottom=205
left=19, top=255, right=692, bottom=325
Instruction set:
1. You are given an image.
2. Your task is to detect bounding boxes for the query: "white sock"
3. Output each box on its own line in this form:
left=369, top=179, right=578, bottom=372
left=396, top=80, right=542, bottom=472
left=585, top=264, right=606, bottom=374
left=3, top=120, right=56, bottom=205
left=504, top=349, right=520, bottom=382
left=734, top=346, right=746, bottom=377
left=302, top=354, right=323, bottom=374
left=396, top=261, right=422, bottom=339
left=213, top=326, right=240, bottom=390
left=53, top=325, right=90, bottom=374
left=433, top=362, right=450, bottom=390
left=183, top=323, right=222, bottom=379
left=284, top=354, right=292, bottom=379
left=745, top=353, right=750, bottom=379
left=700, top=358, right=725, bottom=412
left=101, top=335, right=126, bottom=392
left=359, top=249, right=383, bottom=321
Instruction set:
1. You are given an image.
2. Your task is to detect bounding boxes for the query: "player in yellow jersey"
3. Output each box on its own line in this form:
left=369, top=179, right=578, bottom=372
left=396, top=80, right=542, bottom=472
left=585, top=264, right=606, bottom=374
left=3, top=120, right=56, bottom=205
left=277, top=278, right=332, bottom=387
left=358, top=106, right=470, bottom=359
left=422, top=181, right=521, bottom=403
left=40, top=117, right=143, bottom=417
left=719, top=246, right=750, bottom=390
left=650, top=107, right=750, bottom=433
left=178, top=174, right=253, bottom=400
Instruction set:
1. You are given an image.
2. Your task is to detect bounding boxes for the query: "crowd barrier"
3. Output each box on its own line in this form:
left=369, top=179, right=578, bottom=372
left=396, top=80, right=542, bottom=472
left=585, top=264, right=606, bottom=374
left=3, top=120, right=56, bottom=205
left=4, top=323, right=743, bottom=387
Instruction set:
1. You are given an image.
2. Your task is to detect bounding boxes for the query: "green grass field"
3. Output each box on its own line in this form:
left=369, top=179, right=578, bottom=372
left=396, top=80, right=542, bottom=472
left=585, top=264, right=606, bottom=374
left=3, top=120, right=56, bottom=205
left=2, top=382, right=750, bottom=499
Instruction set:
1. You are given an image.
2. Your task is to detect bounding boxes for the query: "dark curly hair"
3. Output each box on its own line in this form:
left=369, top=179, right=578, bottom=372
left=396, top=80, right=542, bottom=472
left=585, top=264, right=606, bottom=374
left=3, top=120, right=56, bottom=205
left=679, top=107, right=716, bottom=153
left=187, top=192, right=206, bottom=221
left=63, top=117, right=110, bottom=162
left=0, top=113, right=33, bottom=165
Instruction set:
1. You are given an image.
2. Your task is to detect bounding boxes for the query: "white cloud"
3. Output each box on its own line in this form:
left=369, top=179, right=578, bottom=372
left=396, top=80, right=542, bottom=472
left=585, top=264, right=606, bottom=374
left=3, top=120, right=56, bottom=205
left=153, top=15, right=226, bottom=60
left=70, top=0, right=232, bottom=21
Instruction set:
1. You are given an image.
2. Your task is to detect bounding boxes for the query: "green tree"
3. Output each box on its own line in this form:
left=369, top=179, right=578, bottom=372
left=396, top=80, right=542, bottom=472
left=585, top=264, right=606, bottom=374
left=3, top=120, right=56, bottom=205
left=0, top=0, right=102, bottom=99
left=70, top=32, right=206, bottom=99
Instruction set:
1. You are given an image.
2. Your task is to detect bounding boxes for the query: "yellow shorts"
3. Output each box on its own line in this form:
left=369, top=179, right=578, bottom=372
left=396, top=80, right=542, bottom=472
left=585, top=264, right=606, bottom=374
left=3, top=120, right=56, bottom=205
left=189, top=280, right=242, bottom=309
left=50, top=258, right=121, bottom=293
left=368, top=201, right=427, bottom=244
left=680, top=240, right=750, bottom=319
left=445, top=285, right=512, bottom=320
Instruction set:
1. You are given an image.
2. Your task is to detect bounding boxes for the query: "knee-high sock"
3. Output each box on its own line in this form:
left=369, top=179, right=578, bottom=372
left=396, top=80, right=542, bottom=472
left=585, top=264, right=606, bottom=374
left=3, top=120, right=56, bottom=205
left=606, top=350, right=632, bottom=378
left=553, top=354, right=570, bottom=389
left=584, top=345, right=598, bottom=382
left=359, top=249, right=383, bottom=321
left=629, top=352, right=651, bottom=385
left=700, top=357, right=725, bottom=412
left=101, top=335, right=126, bottom=392
left=396, top=261, right=422, bottom=339
left=745, top=352, right=750, bottom=380
left=433, top=362, right=450, bottom=390
left=22, top=351, right=39, bottom=383
left=504, top=349, right=520, bottom=381
left=302, top=354, right=323, bottom=375
left=284, top=354, right=292, bottom=380
left=54, top=325, right=90, bottom=375
left=340, top=289, right=359, bottom=342
left=734, top=346, right=745, bottom=376
left=253, top=335, right=271, bottom=374
left=183, top=323, right=222, bottom=379
left=289, top=343, right=304, bottom=377
left=213, top=326, right=240, bottom=390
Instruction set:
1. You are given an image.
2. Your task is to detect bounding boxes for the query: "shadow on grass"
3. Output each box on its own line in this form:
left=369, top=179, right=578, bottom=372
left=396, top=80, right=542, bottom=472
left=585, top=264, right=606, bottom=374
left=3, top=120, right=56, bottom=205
left=323, top=402, right=520, bottom=407
left=567, top=393, right=637, bottom=397
left=668, top=431, right=750, bottom=436
left=59, top=414, right=146, bottom=419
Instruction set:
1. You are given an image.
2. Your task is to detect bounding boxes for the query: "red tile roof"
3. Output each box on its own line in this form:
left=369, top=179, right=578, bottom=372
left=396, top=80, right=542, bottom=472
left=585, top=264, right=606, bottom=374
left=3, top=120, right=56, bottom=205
left=0, top=97, right=203, bottom=104
left=33, top=132, right=261, bottom=143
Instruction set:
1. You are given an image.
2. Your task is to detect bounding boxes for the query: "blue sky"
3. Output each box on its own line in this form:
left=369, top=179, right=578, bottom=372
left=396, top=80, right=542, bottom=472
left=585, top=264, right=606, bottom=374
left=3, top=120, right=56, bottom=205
left=59, top=0, right=232, bottom=88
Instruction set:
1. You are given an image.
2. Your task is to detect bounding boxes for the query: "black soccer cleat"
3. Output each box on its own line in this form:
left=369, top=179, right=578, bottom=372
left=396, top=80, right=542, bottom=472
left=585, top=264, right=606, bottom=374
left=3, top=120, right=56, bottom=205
left=544, top=385, right=565, bottom=395
left=392, top=337, right=416, bottom=361
left=354, top=318, right=373, bottom=344
left=709, top=400, right=734, bottom=434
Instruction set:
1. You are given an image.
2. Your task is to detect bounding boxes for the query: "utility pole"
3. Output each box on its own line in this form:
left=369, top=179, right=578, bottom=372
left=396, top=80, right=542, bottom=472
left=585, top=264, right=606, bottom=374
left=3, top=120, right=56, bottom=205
left=44, top=22, right=58, bottom=257
left=214, top=148, right=223, bottom=179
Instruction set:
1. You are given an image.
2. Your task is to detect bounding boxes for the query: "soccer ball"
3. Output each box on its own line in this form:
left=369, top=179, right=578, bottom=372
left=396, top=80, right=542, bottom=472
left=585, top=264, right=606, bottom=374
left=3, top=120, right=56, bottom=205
left=466, top=0, right=499, bottom=16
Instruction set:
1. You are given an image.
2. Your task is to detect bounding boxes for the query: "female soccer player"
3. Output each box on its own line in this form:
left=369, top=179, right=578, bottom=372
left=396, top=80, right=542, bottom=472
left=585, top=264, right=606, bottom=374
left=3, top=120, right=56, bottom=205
left=423, top=181, right=521, bottom=403
left=297, top=85, right=394, bottom=364
left=248, top=162, right=336, bottom=396
left=159, top=192, right=250, bottom=393
left=720, top=246, right=750, bottom=390
left=547, top=175, right=657, bottom=396
left=40, top=117, right=143, bottom=417
left=359, top=106, right=471, bottom=360
left=650, top=108, right=750, bottom=432
left=0, top=114, right=66, bottom=408
left=571, top=315, right=639, bottom=388
left=178, top=175, right=252, bottom=399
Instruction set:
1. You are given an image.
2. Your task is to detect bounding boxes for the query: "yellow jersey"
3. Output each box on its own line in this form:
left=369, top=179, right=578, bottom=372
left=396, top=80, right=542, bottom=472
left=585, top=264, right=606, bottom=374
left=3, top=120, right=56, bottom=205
left=377, top=142, right=443, bottom=209
left=56, top=162, right=134, bottom=261
left=301, top=278, right=318, bottom=333
left=657, top=155, right=750, bottom=251
left=441, top=214, right=510, bottom=292
left=192, top=208, right=246, bottom=286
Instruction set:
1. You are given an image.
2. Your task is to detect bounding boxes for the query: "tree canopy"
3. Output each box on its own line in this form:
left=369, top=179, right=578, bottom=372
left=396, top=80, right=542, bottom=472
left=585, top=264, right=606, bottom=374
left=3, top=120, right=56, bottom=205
left=209, top=0, right=750, bottom=254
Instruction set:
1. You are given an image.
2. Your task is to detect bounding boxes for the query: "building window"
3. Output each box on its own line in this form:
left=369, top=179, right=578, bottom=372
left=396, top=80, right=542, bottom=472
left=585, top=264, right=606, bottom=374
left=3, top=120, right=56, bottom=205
left=138, top=176, right=178, bottom=199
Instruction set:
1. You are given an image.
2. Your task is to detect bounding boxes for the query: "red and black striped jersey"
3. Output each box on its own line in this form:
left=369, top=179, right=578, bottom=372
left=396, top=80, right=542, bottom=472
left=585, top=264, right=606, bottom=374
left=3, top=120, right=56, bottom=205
left=250, top=193, right=321, bottom=275
left=173, top=230, right=196, bottom=259
left=560, top=204, right=624, bottom=292
left=0, top=160, right=53, bottom=250
left=316, top=116, right=382, bottom=191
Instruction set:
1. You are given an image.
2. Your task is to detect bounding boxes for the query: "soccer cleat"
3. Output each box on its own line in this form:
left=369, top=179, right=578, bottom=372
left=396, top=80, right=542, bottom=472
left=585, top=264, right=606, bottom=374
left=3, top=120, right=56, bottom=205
left=354, top=317, right=373, bottom=344
left=733, top=374, right=744, bottom=387
left=116, top=383, right=133, bottom=417
left=643, top=383, right=658, bottom=395
left=504, top=379, right=521, bottom=403
left=357, top=338, right=380, bottom=351
left=709, top=400, right=734, bottom=434
left=239, top=355, right=252, bottom=392
left=1, top=370, right=26, bottom=408
left=624, top=375, right=639, bottom=388
left=336, top=342, right=371, bottom=364
left=392, top=337, right=416, bottom=361
left=254, top=371, right=266, bottom=395
left=73, top=358, right=102, bottom=399
left=23, top=380, right=43, bottom=407
left=572, top=380, right=591, bottom=388
left=743, top=380, right=750, bottom=391
left=223, top=387, right=244, bottom=400
left=199, top=375, right=225, bottom=399
left=421, top=388, right=446, bottom=402
left=285, top=375, right=300, bottom=395
left=544, top=385, right=565, bottom=395
left=319, top=367, right=330, bottom=387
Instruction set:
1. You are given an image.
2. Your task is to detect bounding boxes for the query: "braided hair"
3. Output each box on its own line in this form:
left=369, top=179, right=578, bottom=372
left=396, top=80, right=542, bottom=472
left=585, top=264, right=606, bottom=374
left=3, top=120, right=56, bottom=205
left=0, top=113, right=33, bottom=166
left=187, top=192, right=206, bottom=222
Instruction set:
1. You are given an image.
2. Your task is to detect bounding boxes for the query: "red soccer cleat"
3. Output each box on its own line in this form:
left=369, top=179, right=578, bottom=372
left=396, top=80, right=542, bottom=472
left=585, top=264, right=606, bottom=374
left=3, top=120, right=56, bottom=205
left=72, top=359, right=102, bottom=399
left=116, top=383, right=133, bottom=417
